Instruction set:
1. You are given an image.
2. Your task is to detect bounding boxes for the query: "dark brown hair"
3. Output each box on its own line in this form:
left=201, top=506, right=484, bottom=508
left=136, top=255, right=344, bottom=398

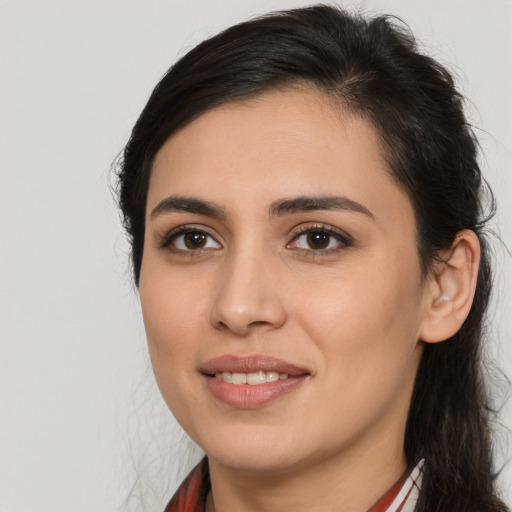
left=117, top=5, right=508, bottom=510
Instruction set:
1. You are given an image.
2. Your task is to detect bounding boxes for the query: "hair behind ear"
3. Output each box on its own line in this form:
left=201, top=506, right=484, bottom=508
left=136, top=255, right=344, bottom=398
left=406, top=228, right=507, bottom=512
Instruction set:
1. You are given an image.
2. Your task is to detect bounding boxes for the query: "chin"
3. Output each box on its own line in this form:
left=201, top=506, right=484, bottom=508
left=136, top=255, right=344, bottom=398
left=210, top=450, right=306, bottom=475
left=195, top=425, right=308, bottom=473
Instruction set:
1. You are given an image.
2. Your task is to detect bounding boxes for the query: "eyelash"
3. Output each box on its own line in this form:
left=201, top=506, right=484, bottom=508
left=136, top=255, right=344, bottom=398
left=159, top=225, right=221, bottom=254
left=287, top=224, right=353, bottom=254
left=159, top=223, right=352, bottom=255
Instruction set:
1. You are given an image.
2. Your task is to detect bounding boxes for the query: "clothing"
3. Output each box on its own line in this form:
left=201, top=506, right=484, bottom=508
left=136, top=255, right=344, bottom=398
left=164, top=458, right=424, bottom=512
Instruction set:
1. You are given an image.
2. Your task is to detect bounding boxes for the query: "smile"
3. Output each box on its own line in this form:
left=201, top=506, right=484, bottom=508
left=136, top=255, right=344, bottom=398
left=214, top=371, right=290, bottom=385
left=202, top=355, right=310, bottom=408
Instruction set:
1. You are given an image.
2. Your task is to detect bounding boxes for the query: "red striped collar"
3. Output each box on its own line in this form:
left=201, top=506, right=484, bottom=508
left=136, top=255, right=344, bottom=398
left=164, top=458, right=424, bottom=512
left=368, top=460, right=424, bottom=512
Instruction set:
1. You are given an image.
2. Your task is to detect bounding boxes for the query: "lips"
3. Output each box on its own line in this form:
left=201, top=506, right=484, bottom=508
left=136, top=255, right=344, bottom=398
left=201, top=354, right=308, bottom=375
left=201, top=354, right=310, bottom=408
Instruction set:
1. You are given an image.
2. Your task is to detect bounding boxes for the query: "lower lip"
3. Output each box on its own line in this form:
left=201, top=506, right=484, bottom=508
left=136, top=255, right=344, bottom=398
left=205, top=375, right=308, bottom=408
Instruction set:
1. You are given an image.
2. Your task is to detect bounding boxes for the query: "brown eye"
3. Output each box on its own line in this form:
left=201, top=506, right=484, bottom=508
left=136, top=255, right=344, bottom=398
left=289, top=227, right=351, bottom=253
left=306, top=231, right=330, bottom=250
left=184, top=232, right=207, bottom=249
left=169, top=230, right=221, bottom=252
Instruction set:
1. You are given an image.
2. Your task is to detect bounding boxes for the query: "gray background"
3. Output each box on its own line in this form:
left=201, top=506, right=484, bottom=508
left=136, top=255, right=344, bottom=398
left=1, top=0, right=510, bottom=510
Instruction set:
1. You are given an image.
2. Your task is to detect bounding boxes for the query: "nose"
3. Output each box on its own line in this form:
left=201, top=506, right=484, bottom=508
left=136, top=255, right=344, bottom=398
left=209, top=248, right=288, bottom=336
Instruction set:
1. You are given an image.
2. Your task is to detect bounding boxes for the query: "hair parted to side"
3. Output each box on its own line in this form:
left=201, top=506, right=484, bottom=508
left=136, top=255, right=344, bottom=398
left=117, top=5, right=508, bottom=511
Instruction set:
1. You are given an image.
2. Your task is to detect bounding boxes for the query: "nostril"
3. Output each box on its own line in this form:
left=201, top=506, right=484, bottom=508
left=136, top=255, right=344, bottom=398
left=248, top=320, right=268, bottom=327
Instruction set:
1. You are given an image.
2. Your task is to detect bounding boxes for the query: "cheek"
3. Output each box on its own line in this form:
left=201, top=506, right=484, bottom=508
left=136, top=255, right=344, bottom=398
left=292, top=261, right=423, bottom=440
left=142, top=291, right=198, bottom=352
left=139, top=262, right=209, bottom=403
left=140, top=282, right=208, bottom=436
left=140, top=254, right=209, bottom=351
left=294, top=254, right=423, bottom=376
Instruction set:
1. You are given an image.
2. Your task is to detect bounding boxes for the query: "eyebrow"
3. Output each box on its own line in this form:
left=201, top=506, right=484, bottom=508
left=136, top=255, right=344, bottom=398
left=269, top=195, right=374, bottom=219
left=150, top=194, right=374, bottom=220
left=151, top=196, right=227, bottom=219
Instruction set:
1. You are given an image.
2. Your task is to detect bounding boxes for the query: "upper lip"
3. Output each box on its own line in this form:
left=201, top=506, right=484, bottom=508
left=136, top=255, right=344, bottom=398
left=201, top=354, right=310, bottom=376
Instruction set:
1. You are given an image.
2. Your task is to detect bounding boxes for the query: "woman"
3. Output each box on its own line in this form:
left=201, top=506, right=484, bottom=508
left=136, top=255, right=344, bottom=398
left=117, top=5, right=508, bottom=511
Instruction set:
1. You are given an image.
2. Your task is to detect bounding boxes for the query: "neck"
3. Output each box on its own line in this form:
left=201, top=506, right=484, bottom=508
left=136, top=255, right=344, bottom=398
left=207, top=432, right=407, bottom=512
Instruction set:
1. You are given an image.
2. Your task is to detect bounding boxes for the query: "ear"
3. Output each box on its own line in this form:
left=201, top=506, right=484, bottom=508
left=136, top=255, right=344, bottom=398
left=419, top=230, right=481, bottom=344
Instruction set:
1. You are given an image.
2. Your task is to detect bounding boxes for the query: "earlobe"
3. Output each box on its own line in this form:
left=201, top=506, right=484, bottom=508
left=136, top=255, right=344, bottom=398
left=419, top=230, right=481, bottom=344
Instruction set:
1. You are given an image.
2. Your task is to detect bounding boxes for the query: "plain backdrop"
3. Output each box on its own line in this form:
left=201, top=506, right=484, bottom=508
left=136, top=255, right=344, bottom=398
left=1, top=0, right=511, bottom=511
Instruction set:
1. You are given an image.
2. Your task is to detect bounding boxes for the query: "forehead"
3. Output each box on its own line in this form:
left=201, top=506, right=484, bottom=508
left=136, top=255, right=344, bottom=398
left=148, top=88, right=413, bottom=226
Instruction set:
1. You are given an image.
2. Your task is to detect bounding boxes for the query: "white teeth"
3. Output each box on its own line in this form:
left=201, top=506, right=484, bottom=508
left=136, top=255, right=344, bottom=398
left=267, top=372, right=279, bottom=382
left=214, top=371, right=291, bottom=385
left=247, top=371, right=266, bottom=385
left=231, top=373, right=247, bottom=385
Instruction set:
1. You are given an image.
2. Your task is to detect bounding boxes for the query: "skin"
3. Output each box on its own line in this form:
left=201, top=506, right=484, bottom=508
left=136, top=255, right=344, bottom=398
left=139, top=89, right=476, bottom=512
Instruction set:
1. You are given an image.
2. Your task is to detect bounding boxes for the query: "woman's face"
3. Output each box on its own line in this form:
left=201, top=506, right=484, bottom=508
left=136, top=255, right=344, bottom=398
left=140, top=89, right=431, bottom=474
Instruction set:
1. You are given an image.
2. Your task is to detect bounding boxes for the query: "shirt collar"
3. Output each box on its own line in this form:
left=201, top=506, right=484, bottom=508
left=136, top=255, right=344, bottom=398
left=164, top=457, right=425, bottom=512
